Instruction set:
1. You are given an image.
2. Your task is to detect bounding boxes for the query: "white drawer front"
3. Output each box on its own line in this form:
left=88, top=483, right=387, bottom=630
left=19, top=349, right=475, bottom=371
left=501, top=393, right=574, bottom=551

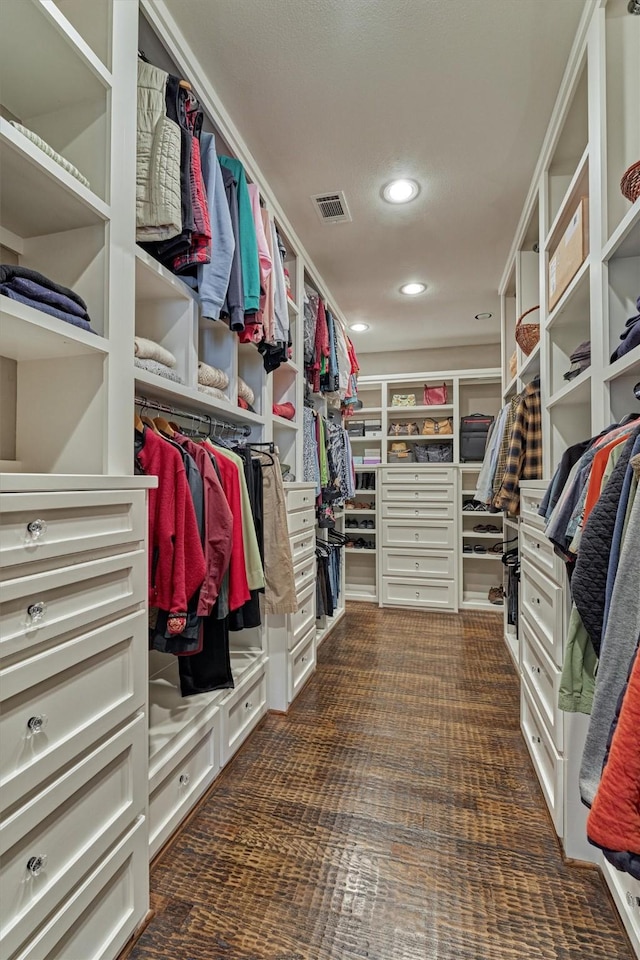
left=223, top=664, right=267, bottom=763
left=521, top=616, right=563, bottom=752
left=288, top=626, right=316, bottom=702
left=0, top=491, right=146, bottom=568
left=521, top=681, right=564, bottom=836
left=0, top=550, right=146, bottom=661
left=287, top=508, right=314, bottom=536
left=520, top=523, right=563, bottom=584
left=381, top=483, right=453, bottom=503
left=0, top=611, right=146, bottom=811
left=293, top=554, right=316, bottom=597
left=382, top=501, right=454, bottom=521
left=382, top=519, right=454, bottom=550
left=382, top=548, right=455, bottom=580
left=10, top=818, right=147, bottom=960
left=149, top=715, right=219, bottom=858
left=520, top=486, right=546, bottom=531
left=290, top=527, right=315, bottom=565
left=288, top=581, right=315, bottom=649
left=286, top=487, right=315, bottom=513
left=381, top=467, right=454, bottom=485
left=382, top=577, right=456, bottom=610
left=0, top=715, right=146, bottom=958
left=520, top=559, right=563, bottom=667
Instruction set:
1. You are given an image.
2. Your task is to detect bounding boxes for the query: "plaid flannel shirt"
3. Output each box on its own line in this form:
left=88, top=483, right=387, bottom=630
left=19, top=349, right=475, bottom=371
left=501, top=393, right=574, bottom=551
left=494, top=379, right=542, bottom=515
left=492, top=396, right=518, bottom=496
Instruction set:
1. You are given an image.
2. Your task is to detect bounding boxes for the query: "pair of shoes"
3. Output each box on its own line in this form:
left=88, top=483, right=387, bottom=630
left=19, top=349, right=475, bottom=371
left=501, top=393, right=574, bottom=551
left=473, top=524, right=501, bottom=534
left=463, top=500, right=486, bottom=512
left=488, top=585, right=504, bottom=605
left=473, top=544, right=487, bottom=554
left=363, top=539, right=375, bottom=550
left=360, top=519, right=374, bottom=529
left=346, top=518, right=359, bottom=529
left=463, top=544, right=473, bottom=554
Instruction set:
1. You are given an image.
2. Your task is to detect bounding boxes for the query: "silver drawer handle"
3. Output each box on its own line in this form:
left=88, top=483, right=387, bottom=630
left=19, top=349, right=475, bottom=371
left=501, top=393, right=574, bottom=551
left=301, top=655, right=308, bottom=663
left=414, top=533, right=419, bottom=541
left=26, top=519, right=47, bottom=541
left=245, top=701, right=253, bottom=711
left=27, top=714, right=48, bottom=735
left=303, top=496, right=309, bottom=503
left=415, top=591, right=420, bottom=599
left=415, top=562, right=420, bottom=570
left=530, top=665, right=541, bottom=675
left=26, top=855, right=47, bottom=877
left=302, top=518, right=308, bottom=525
left=179, top=774, right=190, bottom=787
left=27, top=601, right=47, bottom=625
left=531, top=596, right=541, bottom=606
left=415, top=509, right=419, bottom=515
left=531, top=735, right=541, bottom=745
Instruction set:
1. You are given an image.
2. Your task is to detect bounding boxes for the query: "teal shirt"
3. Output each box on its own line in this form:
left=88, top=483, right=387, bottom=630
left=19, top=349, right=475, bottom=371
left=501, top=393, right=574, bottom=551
left=219, top=157, right=260, bottom=314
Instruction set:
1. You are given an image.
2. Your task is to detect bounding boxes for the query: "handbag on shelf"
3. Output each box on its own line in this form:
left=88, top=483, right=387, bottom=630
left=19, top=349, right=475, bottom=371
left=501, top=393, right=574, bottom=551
left=388, top=421, right=420, bottom=436
left=391, top=394, right=416, bottom=407
left=389, top=441, right=416, bottom=463
left=414, top=444, right=430, bottom=463
left=421, top=417, right=453, bottom=436
left=427, top=443, right=453, bottom=463
left=423, top=382, right=448, bottom=405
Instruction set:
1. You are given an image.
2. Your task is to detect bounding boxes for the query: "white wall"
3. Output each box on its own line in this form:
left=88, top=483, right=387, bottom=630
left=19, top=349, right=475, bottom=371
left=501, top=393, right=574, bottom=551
left=357, top=343, right=501, bottom=377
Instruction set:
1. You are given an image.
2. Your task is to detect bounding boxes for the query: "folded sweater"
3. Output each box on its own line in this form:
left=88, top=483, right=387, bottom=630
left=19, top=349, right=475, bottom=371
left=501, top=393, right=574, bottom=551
left=197, top=383, right=230, bottom=402
left=1, top=286, right=93, bottom=331
left=9, top=121, right=91, bottom=189
left=134, top=357, right=183, bottom=383
left=197, top=361, right=229, bottom=390
left=134, top=336, right=177, bottom=368
left=0, top=264, right=88, bottom=311
left=237, top=375, right=255, bottom=406
left=6, top=276, right=89, bottom=319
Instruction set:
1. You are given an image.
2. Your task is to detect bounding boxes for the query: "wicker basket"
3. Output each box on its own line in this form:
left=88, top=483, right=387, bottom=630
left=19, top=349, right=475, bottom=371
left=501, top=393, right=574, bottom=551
left=621, top=160, right=640, bottom=203
left=515, top=305, right=540, bottom=356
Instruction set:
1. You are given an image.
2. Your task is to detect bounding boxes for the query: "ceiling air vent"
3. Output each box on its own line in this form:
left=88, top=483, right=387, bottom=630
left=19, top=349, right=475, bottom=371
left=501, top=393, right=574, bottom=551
left=311, top=191, right=352, bottom=224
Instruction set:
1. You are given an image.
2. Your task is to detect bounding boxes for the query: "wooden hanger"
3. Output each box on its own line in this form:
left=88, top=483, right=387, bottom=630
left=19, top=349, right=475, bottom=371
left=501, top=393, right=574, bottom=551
left=134, top=412, right=144, bottom=432
left=153, top=417, right=175, bottom=437
left=179, top=79, right=192, bottom=91
left=141, top=415, right=161, bottom=434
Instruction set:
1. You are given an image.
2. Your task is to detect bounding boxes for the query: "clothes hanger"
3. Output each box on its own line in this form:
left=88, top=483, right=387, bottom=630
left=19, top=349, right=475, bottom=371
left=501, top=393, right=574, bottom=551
left=153, top=417, right=175, bottom=438
left=141, top=415, right=161, bottom=434
left=134, top=412, right=144, bottom=432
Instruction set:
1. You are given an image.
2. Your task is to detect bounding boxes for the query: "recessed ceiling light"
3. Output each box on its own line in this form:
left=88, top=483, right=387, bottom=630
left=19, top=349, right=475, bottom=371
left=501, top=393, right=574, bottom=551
left=349, top=322, right=370, bottom=332
left=400, top=282, right=427, bottom=296
left=474, top=312, right=493, bottom=320
left=383, top=179, right=420, bottom=204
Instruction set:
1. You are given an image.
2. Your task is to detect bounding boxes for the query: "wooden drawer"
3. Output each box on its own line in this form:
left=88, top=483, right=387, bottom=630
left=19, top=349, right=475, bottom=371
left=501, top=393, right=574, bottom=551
left=381, top=483, right=453, bottom=503
left=381, top=467, right=454, bottom=485
left=149, top=713, right=219, bottom=858
left=520, top=559, right=564, bottom=668
left=521, top=681, right=564, bottom=836
left=382, top=501, right=454, bottom=521
left=286, top=486, right=316, bottom=513
left=382, top=577, right=456, bottom=610
left=382, top=548, right=455, bottom=581
left=293, top=553, right=316, bottom=598
left=0, top=490, right=146, bottom=568
left=520, top=484, right=546, bottom=531
left=287, top=508, right=314, bottom=536
left=521, top=616, right=563, bottom=752
left=0, top=550, right=146, bottom=662
left=288, top=581, right=315, bottom=649
left=0, top=610, right=146, bottom=811
left=288, top=626, right=316, bottom=703
left=0, top=714, right=146, bottom=958
left=290, top=526, right=315, bottom=565
left=382, top=519, right=454, bottom=550
left=222, top=662, right=267, bottom=765
left=520, top=523, right=563, bottom=584
left=10, top=818, right=147, bottom=960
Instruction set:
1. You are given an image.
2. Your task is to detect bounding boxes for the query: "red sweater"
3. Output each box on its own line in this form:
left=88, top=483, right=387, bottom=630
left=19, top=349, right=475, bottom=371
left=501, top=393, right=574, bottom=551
left=137, top=429, right=206, bottom=616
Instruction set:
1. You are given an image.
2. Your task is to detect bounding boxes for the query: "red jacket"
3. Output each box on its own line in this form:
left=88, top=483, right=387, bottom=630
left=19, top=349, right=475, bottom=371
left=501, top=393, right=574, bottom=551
left=205, top=443, right=251, bottom=612
left=137, top=429, right=206, bottom=616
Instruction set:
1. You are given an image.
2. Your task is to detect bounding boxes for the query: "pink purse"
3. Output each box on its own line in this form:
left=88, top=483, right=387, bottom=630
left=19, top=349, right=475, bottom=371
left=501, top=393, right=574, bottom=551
left=423, top=382, right=448, bottom=405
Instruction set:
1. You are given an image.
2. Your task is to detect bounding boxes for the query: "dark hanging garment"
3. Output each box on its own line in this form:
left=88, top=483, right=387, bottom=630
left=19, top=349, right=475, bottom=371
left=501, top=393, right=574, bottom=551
left=178, top=599, right=234, bottom=696
left=229, top=450, right=263, bottom=632
left=220, top=165, right=245, bottom=331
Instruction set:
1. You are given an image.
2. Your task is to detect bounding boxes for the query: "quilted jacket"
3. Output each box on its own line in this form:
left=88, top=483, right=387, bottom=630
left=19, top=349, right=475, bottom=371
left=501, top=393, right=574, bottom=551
left=136, top=60, right=182, bottom=242
left=571, top=428, right=639, bottom=657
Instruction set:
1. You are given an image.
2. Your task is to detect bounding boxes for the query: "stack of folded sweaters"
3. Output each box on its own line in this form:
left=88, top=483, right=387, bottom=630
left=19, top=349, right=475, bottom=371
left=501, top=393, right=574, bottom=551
left=134, top=336, right=183, bottom=382
left=564, top=340, right=591, bottom=381
left=0, top=264, right=94, bottom=332
left=611, top=296, right=640, bottom=364
left=197, top=361, right=230, bottom=401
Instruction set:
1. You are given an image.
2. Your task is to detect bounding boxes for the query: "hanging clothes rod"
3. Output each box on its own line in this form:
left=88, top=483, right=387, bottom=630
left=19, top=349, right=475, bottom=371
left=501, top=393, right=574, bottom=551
left=134, top=396, right=251, bottom=437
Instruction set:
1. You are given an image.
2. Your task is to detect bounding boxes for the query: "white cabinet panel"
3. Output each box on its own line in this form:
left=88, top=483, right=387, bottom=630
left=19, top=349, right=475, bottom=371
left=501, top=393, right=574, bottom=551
left=288, top=581, right=315, bottom=649
left=520, top=523, right=563, bottom=583
left=222, top=663, right=267, bottom=765
left=381, top=483, right=453, bottom=503
left=289, top=527, right=315, bottom=565
left=381, top=467, right=454, bottom=485
left=520, top=559, right=564, bottom=668
left=382, top=577, right=456, bottom=610
left=521, top=616, right=563, bottom=752
left=382, top=519, right=454, bottom=550
left=288, top=626, right=316, bottom=703
left=521, top=681, right=564, bottom=836
left=292, top=554, right=316, bottom=598
left=285, top=487, right=315, bottom=513
left=382, top=501, right=454, bottom=520
left=287, top=508, right=314, bottom=536
left=382, top=548, right=455, bottom=580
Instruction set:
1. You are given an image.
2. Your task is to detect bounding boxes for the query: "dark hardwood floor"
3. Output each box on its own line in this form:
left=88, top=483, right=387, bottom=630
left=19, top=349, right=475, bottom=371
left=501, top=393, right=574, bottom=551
left=127, top=604, right=633, bottom=960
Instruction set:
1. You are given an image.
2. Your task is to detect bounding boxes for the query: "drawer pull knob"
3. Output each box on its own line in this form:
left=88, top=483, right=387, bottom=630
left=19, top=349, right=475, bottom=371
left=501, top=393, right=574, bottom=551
left=415, top=591, right=420, bottom=599
left=532, top=735, right=541, bottom=745
left=301, top=655, right=308, bottom=663
left=179, top=774, right=190, bottom=787
left=27, top=601, right=47, bottom=624
left=26, top=855, right=47, bottom=877
left=302, top=518, right=308, bottom=525
left=415, top=492, right=419, bottom=499
left=415, top=509, right=419, bottom=516
left=26, top=519, right=47, bottom=541
left=414, top=533, right=419, bottom=541
left=303, top=496, right=309, bottom=503
left=245, top=701, right=253, bottom=711
left=27, top=714, right=48, bottom=735
left=415, top=562, right=420, bottom=570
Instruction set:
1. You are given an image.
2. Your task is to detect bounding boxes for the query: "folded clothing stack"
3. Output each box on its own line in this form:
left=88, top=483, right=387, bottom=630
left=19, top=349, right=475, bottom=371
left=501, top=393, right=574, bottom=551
left=134, top=336, right=183, bottom=382
left=564, top=340, right=591, bottom=381
left=197, top=361, right=229, bottom=391
left=198, top=383, right=230, bottom=402
left=237, top=376, right=255, bottom=410
left=611, top=297, right=640, bottom=364
left=0, top=264, right=93, bottom=332
left=9, top=122, right=90, bottom=189
left=273, top=402, right=295, bottom=420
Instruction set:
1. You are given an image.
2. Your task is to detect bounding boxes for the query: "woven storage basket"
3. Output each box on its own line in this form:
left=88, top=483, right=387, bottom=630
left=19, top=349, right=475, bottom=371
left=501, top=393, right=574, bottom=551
left=621, top=160, right=640, bottom=204
left=515, top=305, right=540, bottom=356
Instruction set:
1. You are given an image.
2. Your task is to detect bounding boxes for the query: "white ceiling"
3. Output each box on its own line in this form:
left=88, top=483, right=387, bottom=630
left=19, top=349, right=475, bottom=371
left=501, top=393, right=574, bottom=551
left=164, top=0, right=586, bottom=354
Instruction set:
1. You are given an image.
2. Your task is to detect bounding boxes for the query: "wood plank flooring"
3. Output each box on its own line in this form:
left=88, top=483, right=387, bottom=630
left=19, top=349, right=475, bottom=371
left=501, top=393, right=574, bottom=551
left=128, top=604, right=634, bottom=960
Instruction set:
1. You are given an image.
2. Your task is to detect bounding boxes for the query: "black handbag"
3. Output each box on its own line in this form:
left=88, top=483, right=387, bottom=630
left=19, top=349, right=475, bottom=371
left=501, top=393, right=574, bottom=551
left=460, top=414, right=494, bottom=462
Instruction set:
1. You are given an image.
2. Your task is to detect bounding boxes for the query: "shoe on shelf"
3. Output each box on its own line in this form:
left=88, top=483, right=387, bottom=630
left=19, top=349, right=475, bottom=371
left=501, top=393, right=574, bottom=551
left=364, top=540, right=375, bottom=549
left=346, top=518, right=358, bottom=528
left=463, top=544, right=473, bottom=554
left=473, top=544, right=487, bottom=554
left=490, top=543, right=503, bottom=554
left=462, top=500, right=478, bottom=512
left=488, top=585, right=504, bottom=605
left=354, top=538, right=366, bottom=549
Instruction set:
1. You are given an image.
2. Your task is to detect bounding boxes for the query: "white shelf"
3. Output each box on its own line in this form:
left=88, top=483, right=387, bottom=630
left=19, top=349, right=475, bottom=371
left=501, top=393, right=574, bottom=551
left=386, top=435, right=453, bottom=443
left=272, top=414, right=298, bottom=430
left=462, top=531, right=502, bottom=539
left=544, top=145, right=589, bottom=252
left=502, top=372, right=519, bottom=399
left=0, top=118, right=110, bottom=238
left=603, top=345, right=640, bottom=383
left=602, top=197, right=640, bottom=261
left=546, top=367, right=591, bottom=409
left=316, top=606, right=346, bottom=645
left=463, top=553, right=502, bottom=561
left=518, top=342, right=541, bottom=381
left=135, top=247, right=198, bottom=303
left=387, top=404, right=454, bottom=415
left=349, top=436, right=382, bottom=443
left=459, top=463, right=483, bottom=469
left=287, top=297, right=299, bottom=316
left=545, top=257, right=590, bottom=330
left=461, top=597, right=503, bottom=611
left=349, top=407, right=383, bottom=418
left=461, top=510, right=497, bottom=518
left=345, top=509, right=375, bottom=514
left=504, top=630, right=519, bottom=669
left=345, top=585, right=377, bottom=602
left=134, top=369, right=265, bottom=425
left=0, top=295, right=109, bottom=361
left=346, top=528, right=377, bottom=534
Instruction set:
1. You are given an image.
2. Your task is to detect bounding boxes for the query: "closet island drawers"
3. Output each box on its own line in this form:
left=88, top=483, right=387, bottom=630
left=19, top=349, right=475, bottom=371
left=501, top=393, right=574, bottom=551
left=0, top=490, right=146, bottom=568
left=381, top=483, right=453, bottom=504
left=288, top=625, right=316, bottom=701
left=0, top=714, right=146, bottom=958
left=381, top=467, right=454, bottom=485
left=382, top=519, right=455, bottom=550
left=382, top=548, right=455, bottom=580
left=520, top=522, right=563, bottom=582
left=292, top=554, right=316, bottom=596
left=521, top=617, right=563, bottom=751
left=521, top=682, right=564, bottom=835
left=382, top=501, right=454, bottom=521
left=520, top=482, right=547, bottom=531
left=381, top=577, right=456, bottom=610
left=520, top=559, right=564, bottom=667
left=290, top=526, right=315, bottom=565
left=289, top=581, right=316, bottom=649
left=285, top=487, right=315, bottom=513
left=221, top=661, right=267, bottom=765
left=287, top=508, right=314, bottom=537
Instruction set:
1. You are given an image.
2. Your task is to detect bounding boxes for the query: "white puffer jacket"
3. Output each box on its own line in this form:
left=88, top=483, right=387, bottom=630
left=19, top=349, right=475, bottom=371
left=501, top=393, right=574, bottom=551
left=136, top=61, right=182, bottom=242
